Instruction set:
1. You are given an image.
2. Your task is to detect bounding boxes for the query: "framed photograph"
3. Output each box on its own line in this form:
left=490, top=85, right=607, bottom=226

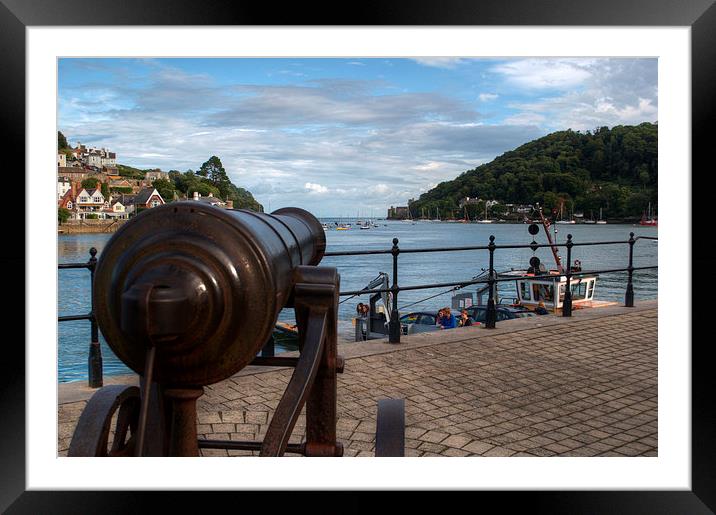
left=5, top=0, right=712, bottom=512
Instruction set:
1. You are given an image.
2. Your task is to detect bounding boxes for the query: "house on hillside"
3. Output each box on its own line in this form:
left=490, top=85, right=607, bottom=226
left=120, top=187, right=165, bottom=216
left=75, top=187, right=109, bottom=218
left=57, top=154, right=66, bottom=168
left=103, top=199, right=128, bottom=219
left=58, top=188, right=77, bottom=219
left=57, top=177, right=71, bottom=200
left=190, top=191, right=231, bottom=208
left=144, top=170, right=169, bottom=182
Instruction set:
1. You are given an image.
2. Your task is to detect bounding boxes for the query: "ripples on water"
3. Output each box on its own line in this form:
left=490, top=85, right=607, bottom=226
left=58, top=222, right=657, bottom=382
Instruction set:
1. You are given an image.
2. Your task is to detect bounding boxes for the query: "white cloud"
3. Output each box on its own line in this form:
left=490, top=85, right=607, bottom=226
left=479, top=93, right=499, bottom=102
left=305, top=182, right=329, bottom=194
left=491, top=59, right=595, bottom=90
left=411, top=57, right=469, bottom=69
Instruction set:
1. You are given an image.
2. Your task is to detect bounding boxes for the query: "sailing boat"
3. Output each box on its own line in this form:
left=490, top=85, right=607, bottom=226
left=555, top=201, right=575, bottom=224
left=596, top=207, right=607, bottom=224
left=639, top=202, right=657, bottom=226
left=431, top=207, right=441, bottom=223
left=475, top=202, right=493, bottom=223
left=583, top=209, right=596, bottom=224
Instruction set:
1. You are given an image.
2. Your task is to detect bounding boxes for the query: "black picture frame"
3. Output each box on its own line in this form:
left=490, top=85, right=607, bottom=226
left=2, top=1, right=712, bottom=512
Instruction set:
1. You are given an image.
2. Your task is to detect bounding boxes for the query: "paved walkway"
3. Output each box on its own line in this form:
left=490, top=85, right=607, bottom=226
left=59, top=300, right=657, bottom=457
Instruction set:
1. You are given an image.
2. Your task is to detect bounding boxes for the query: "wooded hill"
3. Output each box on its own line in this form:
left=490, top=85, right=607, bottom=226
left=120, top=157, right=264, bottom=212
left=410, top=122, right=657, bottom=220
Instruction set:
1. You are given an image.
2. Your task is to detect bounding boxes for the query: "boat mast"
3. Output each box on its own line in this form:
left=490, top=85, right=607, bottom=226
left=536, top=205, right=564, bottom=273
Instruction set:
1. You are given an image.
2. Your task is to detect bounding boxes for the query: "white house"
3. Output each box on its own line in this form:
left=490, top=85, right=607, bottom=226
left=75, top=187, right=108, bottom=217
left=57, top=176, right=71, bottom=200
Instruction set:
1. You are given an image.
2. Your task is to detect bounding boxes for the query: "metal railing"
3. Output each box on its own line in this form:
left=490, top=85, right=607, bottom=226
left=58, top=247, right=103, bottom=388
left=325, top=232, right=658, bottom=343
left=59, top=232, right=657, bottom=387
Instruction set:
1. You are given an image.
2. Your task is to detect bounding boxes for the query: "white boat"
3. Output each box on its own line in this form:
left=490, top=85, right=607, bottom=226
left=500, top=205, right=616, bottom=313
left=475, top=203, right=493, bottom=223
left=431, top=207, right=441, bottom=223
left=554, top=201, right=576, bottom=224
left=596, top=208, right=607, bottom=224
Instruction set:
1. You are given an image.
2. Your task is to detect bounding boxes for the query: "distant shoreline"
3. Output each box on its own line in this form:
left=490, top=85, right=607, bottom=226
left=58, top=219, right=127, bottom=234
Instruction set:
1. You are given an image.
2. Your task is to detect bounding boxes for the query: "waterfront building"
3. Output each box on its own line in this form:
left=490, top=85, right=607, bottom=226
left=75, top=187, right=108, bottom=218
left=103, top=199, right=128, bottom=219
left=388, top=205, right=409, bottom=219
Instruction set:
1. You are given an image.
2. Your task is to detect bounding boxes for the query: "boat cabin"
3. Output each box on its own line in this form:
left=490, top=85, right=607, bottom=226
left=500, top=270, right=599, bottom=313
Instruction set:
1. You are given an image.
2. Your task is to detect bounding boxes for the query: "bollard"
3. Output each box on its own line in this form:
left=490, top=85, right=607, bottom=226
left=87, top=247, right=103, bottom=388
left=389, top=238, right=401, bottom=343
left=625, top=232, right=635, bottom=307
left=563, top=234, right=573, bottom=317
left=485, top=235, right=497, bottom=329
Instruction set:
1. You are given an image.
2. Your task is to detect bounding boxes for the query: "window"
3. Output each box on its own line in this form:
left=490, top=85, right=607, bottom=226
left=571, top=281, right=587, bottom=298
left=532, top=283, right=554, bottom=302
left=587, top=280, right=595, bottom=299
left=93, top=196, right=102, bottom=203
left=418, top=315, right=436, bottom=325
left=469, top=308, right=487, bottom=322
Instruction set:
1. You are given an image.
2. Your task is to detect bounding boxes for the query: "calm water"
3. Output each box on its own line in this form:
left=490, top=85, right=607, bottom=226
left=58, top=220, right=658, bottom=382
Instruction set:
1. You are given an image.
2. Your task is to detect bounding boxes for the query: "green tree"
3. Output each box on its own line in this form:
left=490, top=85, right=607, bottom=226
left=153, top=178, right=176, bottom=203
left=101, top=182, right=110, bottom=199
left=81, top=178, right=101, bottom=190
left=58, top=131, right=68, bottom=150
left=58, top=207, right=71, bottom=224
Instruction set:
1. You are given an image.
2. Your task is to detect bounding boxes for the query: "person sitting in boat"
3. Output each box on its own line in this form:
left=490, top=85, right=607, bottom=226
left=459, top=309, right=473, bottom=327
left=534, top=301, right=549, bottom=315
left=437, top=307, right=457, bottom=329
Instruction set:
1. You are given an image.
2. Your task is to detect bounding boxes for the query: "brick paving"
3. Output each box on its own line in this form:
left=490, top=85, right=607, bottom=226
left=58, top=301, right=657, bottom=457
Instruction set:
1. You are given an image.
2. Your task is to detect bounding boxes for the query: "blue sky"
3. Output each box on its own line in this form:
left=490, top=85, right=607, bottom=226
left=58, top=58, right=657, bottom=216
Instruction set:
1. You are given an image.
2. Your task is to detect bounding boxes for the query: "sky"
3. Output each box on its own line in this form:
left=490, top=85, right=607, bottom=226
left=58, top=57, right=657, bottom=216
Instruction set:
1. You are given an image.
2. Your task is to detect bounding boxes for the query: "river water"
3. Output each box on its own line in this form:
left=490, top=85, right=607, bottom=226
left=58, top=219, right=658, bottom=382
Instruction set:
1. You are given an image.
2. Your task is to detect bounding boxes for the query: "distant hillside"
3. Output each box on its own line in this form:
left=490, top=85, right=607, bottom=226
left=410, top=122, right=657, bottom=220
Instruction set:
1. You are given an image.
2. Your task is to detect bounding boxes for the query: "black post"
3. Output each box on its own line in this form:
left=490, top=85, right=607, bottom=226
left=563, top=234, right=573, bottom=317
left=389, top=238, right=401, bottom=343
left=261, top=335, right=276, bottom=357
left=87, top=247, right=103, bottom=388
left=625, top=232, right=635, bottom=307
left=485, top=235, right=497, bottom=329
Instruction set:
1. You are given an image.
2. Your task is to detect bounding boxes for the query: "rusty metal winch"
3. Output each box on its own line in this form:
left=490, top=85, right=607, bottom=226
left=68, top=203, right=404, bottom=457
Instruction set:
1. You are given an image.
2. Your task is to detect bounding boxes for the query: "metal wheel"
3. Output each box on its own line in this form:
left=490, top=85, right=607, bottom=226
left=68, top=385, right=140, bottom=457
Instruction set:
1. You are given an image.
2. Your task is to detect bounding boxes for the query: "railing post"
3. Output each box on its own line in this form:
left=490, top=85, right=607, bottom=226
left=87, top=247, right=103, bottom=388
left=485, top=235, right=497, bottom=329
left=563, top=234, right=573, bottom=317
left=261, top=335, right=276, bottom=357
left=389, top=238, right=401, bottom=343
left=625, top=232, right=635, bottom=307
